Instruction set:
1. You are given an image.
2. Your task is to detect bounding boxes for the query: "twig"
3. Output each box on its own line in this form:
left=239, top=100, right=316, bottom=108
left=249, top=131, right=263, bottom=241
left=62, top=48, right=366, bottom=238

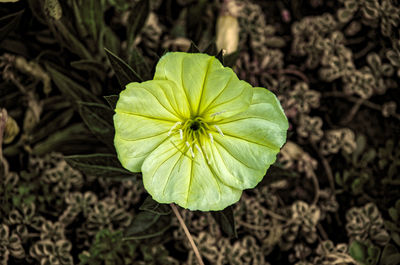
left=340, top=98, right=365, bottom=125
left=310, top=141, right=335, bottom=192
left=267, top=68, right=309, bottom=83
left=265, top=208, right=288, bottom=222
left=354, top=42, right=376, bottom=59
left=237, top=220, right=271, bottom=231
left=310, top=171, right=320, bottom=206
left=323, top=91, right=400, bottom=121
left=310, top=141, right=343, bottom=226
left=317, top=224, right=329, bottom=240
left=170, top=204, right=205, bottom=265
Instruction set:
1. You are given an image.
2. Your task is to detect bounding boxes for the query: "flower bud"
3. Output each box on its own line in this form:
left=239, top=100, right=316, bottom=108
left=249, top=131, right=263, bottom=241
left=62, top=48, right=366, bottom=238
left=216, top=14, right=239, bottom=55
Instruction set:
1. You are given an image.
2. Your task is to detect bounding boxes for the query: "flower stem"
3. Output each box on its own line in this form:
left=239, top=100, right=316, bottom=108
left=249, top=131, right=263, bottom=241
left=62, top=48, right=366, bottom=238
left=170, top=204, right=205, bottom=265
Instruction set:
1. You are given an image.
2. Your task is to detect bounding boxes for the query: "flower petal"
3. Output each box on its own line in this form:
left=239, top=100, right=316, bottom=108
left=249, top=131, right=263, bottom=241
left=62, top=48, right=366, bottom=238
left=199, top=67, right=253, bottom=120
left=114, top=80, right=185, bottom=172
left=116, top=79, right=190, bottom=119
left=154, top=52, right=252, bottom=118
left=142, top=135, right=242, bottom=211
left=205, top=87, right=288, bottom=189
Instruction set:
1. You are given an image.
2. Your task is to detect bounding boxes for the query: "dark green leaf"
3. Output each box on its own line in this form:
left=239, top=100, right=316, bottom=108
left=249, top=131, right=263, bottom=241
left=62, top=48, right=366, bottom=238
left=31, top=108, right=74, bottom=143
left=124, top=211, right=159, bottom=236
left=105, top=47, right=143, bottom=89
left=0, top=9, right=24, bottom=43
left=46, top=66, right=100, bottom=103
left=223, top=51, right=240, bottom=68
left=392, top=232, right=400, bottom=247
left=104, top=95, right=119, bottom=110
left=211, top=205, right=237, bottom=238
left=77, top=101, right=114, bottom=148
left=124, top=196, right=171, bottom=238
left=71, top=60, right=106, bottom=76
left=100, top=26, right=121, bottom=55
left=188, top=41, right=201, bottom=53
left=215, top=49, right=224, bottom=65
left=52, top=20, right=93, bottom=59
left=123, top=221, right=171, bottom=240
left=81, top=0, right=103, bottom=42
left=127, top=0, right=150, bottom=48
left=128, top=48, right=152, bottom=80
left=71, top=0, right=88, bottom=39
left=380, top=244, right=400, bottom=265
left=367, top=245, right=380, bottom=265
left=203, top=41, right=218, bottom=56
left=65, top=153, right=137, bottom=180
left=31, top=123, right=105, bottom=155
left=139, top=196, right=171, bottom=215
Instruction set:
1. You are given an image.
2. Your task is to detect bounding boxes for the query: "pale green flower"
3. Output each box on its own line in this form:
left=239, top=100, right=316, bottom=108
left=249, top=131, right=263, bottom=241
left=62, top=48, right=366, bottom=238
left=114, top=52, right=288, bottom=211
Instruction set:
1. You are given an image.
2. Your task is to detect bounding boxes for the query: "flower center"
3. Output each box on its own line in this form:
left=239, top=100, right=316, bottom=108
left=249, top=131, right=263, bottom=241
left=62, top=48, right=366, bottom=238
left=190, top=120, right=201, bottom=131
left=167, top=116, right=224, bottom=161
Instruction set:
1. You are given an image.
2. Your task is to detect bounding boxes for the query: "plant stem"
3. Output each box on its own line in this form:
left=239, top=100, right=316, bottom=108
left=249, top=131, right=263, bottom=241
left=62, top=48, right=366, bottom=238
left=323, top=91, right=400, bottom=120
left=267, top=68, right=309, bottom=83
left=170, top=204, right=205, bottom=265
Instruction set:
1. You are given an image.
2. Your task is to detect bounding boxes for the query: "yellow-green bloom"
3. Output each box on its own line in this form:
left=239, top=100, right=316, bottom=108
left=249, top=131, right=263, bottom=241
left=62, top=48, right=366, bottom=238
left=114, top=52, right=288, bottom=211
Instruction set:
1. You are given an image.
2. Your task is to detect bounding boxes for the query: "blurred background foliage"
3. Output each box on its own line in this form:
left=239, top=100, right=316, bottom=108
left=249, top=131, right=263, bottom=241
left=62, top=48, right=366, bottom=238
left=0, top=0, right=400, bottom=264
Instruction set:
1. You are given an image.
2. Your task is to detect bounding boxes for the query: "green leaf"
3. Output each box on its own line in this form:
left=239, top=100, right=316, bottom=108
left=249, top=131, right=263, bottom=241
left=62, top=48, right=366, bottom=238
left=65, top=153, right=137, bottom=180
left=211, top=205, right=237, bottom=238
left=103, top=95, right=119, bottom=110
left=104, top=47, right=143, bottom=89
left=139, top=197, right=171, bottom=215
left=367, top=245, right=381, bottom=265
left=350, top=241, right=367, bottom=263
left=0, top=9, right=24, bottom=43
left=126, top=0, right=150, bottom=48
left=77, top=101, right=114, bottom=148
left=337, top=8, right=354, bottom=23
left=350, top=241, right=381, bottom=265
left=81, top=0, right=103, bottom=42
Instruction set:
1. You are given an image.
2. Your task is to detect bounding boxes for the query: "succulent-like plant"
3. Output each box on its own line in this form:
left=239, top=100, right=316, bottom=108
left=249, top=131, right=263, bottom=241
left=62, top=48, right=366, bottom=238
left=346, top=202, right=390, bottom=246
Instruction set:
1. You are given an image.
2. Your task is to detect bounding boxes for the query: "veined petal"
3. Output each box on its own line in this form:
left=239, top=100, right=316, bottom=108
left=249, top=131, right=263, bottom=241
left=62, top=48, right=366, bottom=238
left=114, top=112, right=172, bottom=172
left=205, top=87, right=288, bottom=189
left=154, top=52, right=210, bottom=115
left=201, top=75, right=253, bottom=121
left=142, top=136, right=242, bottom=211
left=116, top=79, right=190, bottom=120
left=153, top=52, right=252, bottom=118
left=114, top=80, right=186, bottom=172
